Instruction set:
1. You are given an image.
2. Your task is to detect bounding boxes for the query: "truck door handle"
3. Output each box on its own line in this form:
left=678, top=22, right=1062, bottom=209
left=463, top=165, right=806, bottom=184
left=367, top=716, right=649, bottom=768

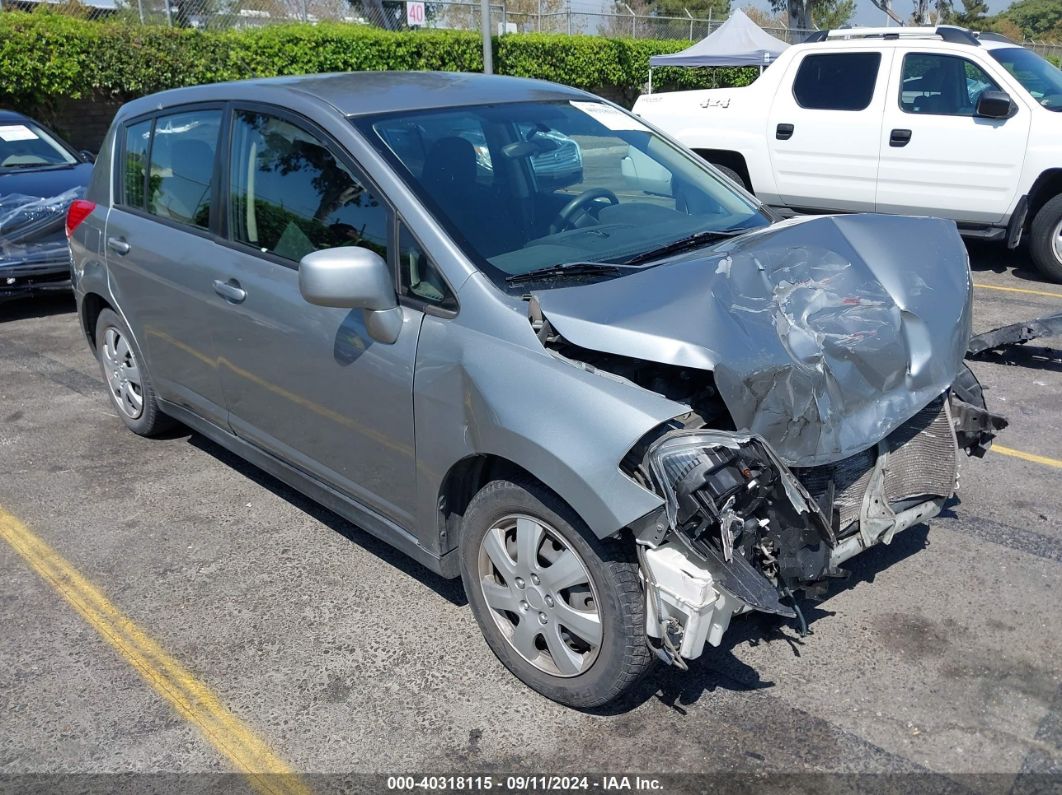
left=776, top=123, right=794, bottom=140
left=106, top=236, right=130, bottom=255
left=890, top=128, right=912, bottom=147
left=213, top=279, right=246, bottom=304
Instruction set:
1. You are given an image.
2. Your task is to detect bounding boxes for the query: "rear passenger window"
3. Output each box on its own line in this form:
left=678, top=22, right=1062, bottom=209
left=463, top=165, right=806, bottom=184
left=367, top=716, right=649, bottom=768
left=228, top=110, right=390, bottom=265
left=121, top=119, right=151, bottom=208
left=793, top=53, right=882, bottom=111
left=147, top=109, right=221, bottom=229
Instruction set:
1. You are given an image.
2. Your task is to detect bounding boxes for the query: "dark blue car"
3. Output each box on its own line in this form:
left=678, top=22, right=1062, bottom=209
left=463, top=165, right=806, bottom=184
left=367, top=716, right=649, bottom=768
left=0, top=109, right=94, bottom=301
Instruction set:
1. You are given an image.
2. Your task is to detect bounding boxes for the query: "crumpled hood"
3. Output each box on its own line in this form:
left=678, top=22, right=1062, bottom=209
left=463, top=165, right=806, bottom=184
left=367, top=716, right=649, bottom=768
left=534, top=214, right=972, bottom=467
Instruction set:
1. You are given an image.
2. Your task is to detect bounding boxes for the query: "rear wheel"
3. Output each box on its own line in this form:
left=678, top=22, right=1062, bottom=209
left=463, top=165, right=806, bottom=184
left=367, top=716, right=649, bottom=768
left=459, top=477, right=653, bottom=708
left=1029, top=193, right=1062, bottom=283
left=94, top=308, right=173, bottom=436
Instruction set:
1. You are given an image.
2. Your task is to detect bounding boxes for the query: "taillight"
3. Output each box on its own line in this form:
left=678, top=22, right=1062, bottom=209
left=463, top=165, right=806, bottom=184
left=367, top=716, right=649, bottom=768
left=66, top=199, right=96, bottom=238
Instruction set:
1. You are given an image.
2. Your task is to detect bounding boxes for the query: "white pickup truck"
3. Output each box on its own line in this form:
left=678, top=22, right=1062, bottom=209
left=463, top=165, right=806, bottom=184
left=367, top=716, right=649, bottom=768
left=633, top=26, right=1062, bottom=281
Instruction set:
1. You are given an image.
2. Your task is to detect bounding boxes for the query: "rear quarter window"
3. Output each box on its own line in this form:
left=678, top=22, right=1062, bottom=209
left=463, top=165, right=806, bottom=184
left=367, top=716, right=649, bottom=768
left=793, top=52, right=883, bottom=111
left=120, top=119, right=152, bottom=209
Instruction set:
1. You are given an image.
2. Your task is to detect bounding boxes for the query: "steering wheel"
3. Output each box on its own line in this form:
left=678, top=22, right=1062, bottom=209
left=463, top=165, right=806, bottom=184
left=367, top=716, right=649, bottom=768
left=550, top=188, right=620, bottom=234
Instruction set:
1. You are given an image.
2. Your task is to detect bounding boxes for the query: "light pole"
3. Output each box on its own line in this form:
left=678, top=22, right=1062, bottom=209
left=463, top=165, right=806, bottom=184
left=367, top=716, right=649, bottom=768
left=481, top=0, right=493, bottom=74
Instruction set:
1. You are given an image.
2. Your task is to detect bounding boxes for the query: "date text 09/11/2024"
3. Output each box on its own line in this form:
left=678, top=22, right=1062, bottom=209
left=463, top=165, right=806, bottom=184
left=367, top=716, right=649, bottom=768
left=386, top=775, right=665, bottom=791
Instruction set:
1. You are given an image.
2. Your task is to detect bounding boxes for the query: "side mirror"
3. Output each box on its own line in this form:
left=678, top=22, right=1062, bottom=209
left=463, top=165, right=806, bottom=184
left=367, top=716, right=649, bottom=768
left=976, top=90, right=1014, bottom=120
left=79, top=150, right=96, bottom=163
left=299, top=246, right=402, bottom=344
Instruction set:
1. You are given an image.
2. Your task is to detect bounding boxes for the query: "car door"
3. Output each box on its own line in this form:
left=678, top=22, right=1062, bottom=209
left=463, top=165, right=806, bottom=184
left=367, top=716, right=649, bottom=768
left=876, top=50, right=1031, bottom=223
left=767, top=49, right=892, bottom=212
left=209, top=106, right=432, bottom=530
left=104, top=107, right=229, bottom=425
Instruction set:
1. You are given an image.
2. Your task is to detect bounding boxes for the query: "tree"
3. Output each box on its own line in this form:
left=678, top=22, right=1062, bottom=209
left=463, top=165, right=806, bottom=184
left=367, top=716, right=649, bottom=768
left=953, top=0, right=989, bottom=25
left=998, top=0, right=1062, bottom=39
left=741, top=4, right=786, bottom=27
left=767, top=0, right=854, bottom=32
left=644, top=0, right=730, bottom=20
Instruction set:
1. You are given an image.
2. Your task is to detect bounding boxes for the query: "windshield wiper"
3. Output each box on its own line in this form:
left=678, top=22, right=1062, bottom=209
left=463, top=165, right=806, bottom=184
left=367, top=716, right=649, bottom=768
left=505, top=261, right=625, bottom=285
left=623, top=227, right=751, bottom=266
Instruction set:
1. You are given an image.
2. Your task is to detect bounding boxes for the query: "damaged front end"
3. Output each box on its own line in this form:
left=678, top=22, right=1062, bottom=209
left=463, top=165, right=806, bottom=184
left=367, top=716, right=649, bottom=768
left=527, top=214, right=1009, bottom=666
left=629, top=393, right=968, bottom=666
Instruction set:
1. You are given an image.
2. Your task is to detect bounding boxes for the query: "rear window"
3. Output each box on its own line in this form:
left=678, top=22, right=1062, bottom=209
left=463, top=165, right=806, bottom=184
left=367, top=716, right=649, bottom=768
left=793, top=52, right=882, bottom=111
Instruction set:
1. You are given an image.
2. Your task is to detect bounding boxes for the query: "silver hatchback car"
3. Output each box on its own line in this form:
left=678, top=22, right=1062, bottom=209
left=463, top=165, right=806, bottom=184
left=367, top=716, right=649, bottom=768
left=69, top=72, right=1003, bottom=708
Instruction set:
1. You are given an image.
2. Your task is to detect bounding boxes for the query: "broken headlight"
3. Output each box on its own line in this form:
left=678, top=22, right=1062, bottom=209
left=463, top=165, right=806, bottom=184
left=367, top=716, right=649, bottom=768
left=647, top=431, right=835, bottom=603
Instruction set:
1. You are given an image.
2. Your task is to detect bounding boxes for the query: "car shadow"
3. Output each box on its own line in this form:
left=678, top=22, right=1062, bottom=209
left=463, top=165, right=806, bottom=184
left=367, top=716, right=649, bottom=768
left=966, top=240, right=1054, bottom=286
left=968, top=344, right=1062, bottom=374
left=183, top=430, right=468, bottom=608
left=0, top=293, right=76, bottom=322
left=590, top=524, right=932, bottom=716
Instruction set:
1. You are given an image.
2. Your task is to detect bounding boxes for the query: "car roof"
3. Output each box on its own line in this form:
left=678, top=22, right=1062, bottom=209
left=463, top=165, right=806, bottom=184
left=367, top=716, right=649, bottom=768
left=0, top=109, right=33, bottom=124
left=117, top=71, right=595, bottom=121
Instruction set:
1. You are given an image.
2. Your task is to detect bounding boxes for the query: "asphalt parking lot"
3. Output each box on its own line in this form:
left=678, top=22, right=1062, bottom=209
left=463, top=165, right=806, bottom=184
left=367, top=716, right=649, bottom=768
left=0, top=242, right=1060, bottom=792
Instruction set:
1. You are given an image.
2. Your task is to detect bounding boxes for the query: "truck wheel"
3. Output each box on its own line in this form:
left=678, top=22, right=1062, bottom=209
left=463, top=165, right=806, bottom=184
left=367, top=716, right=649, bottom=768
left=1029, top=194, right=1062, bottom=283
left=94, top=308, right=174, bottom=437
left=459, top=477, right=653, bottom=709
left=711, top=164, right=750, bottom=192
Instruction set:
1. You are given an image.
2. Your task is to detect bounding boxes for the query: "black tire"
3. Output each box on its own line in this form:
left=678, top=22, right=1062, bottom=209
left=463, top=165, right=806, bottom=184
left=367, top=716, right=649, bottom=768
left=1029, top=193, right=1062, bottom=283
left=94, top=308, right=174, bottom=436
left=459, top=477, right=653, bottom=709
left=711, top=163, right=750, bottom=192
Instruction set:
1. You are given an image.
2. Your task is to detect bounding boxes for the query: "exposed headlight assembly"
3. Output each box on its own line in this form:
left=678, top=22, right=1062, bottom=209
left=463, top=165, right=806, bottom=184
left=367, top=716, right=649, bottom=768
left=645, top=430, right=835, bottom=614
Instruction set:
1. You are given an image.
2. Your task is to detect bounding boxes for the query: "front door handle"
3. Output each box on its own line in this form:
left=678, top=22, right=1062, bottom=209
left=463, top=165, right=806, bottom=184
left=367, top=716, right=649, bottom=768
left=213, top=279, right=247, bottom=304
left=890, top=128, right=913, bottom=147
left=106, top=236, right=130, bottom=255
left=776, top=123, right=795, bottom=141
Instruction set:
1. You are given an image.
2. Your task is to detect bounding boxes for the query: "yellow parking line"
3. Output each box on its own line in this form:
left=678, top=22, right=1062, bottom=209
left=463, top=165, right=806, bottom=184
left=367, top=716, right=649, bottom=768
left=0, top=507, right=310, bottom=795
left=992, top=444, right=1062, bottom=470
left=973, top=282, right=1062, bottom=300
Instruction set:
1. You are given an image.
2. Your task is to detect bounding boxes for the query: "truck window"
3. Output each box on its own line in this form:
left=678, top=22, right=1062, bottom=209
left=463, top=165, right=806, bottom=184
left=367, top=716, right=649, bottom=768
left=793, top=52, right=882, bottom=111
left=900, top=53, right=1000, bottom=116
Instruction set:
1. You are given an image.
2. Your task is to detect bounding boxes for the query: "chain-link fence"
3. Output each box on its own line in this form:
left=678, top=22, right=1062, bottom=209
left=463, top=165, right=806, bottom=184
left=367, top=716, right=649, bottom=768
left=1, top=0, right=1059, bottom=54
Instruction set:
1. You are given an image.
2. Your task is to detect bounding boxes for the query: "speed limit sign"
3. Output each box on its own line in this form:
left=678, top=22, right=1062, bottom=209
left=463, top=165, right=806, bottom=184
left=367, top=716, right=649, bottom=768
left=406, top=1, right=425, bottom=26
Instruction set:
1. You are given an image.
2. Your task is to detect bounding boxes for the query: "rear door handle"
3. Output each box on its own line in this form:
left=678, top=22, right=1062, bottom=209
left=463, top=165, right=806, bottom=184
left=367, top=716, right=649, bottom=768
left=106, top=236, right=130, bottom=255
left=776, top=123, right=794, bottom=141
left=213, top=279, right=247, bottom=304
left=890, top=128, right=913, bottom=147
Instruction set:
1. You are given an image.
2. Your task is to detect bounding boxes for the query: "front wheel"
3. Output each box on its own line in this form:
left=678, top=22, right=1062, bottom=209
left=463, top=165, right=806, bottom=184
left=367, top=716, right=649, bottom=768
left=459, top=478, right=653, bottom=709
left=1029, top=193, right=1062, bottom=283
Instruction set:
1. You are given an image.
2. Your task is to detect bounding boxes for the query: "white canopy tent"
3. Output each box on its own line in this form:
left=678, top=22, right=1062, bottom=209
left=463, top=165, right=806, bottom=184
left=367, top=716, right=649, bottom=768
left=647, top=9, right=790, bottom=91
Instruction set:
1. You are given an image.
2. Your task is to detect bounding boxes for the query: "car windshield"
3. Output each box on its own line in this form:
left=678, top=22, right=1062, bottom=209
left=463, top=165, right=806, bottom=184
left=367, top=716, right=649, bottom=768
left=990, top=47, right=1062, bottom=111
left=0, top=121, right=78, bottom=170
left=355, top=100, right=768, bottom=290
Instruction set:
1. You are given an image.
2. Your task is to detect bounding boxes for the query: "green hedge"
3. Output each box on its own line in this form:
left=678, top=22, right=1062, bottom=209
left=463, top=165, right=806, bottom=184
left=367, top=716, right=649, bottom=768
left=0, top=12, right=757, bottom=112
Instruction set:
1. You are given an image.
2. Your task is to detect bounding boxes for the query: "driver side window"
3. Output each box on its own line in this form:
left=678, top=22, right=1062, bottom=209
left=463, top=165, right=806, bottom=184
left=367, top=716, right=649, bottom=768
left=900, top=53, right=1000, bottom=116
left=229, top=110, right=390, bottom=264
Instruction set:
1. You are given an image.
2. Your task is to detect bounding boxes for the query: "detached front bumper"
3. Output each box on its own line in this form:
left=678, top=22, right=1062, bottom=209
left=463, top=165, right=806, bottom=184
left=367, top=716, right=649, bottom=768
left=638, top=393, right=973, bottom=665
